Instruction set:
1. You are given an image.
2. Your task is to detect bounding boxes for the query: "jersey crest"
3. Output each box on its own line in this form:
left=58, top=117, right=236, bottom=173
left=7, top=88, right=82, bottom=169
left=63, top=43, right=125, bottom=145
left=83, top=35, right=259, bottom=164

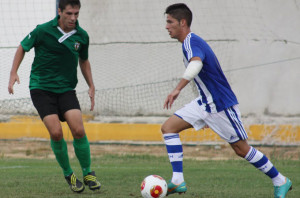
left=74, top=42, right=80, bottom=51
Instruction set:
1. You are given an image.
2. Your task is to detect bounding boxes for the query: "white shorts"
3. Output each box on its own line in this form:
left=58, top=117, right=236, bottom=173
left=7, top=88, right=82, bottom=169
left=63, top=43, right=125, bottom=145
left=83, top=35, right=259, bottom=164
left=174, top=99, right=248, bottom=143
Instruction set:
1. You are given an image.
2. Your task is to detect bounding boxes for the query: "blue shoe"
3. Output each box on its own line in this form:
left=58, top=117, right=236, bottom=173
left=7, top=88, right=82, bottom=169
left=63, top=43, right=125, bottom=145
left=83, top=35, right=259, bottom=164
left=167, top=181, right=187, bottom=196
left=274, top=177, right=292, bottom=198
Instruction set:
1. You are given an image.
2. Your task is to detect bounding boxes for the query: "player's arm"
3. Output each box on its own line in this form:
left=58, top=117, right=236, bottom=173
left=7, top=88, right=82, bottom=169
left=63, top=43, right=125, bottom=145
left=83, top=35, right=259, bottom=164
left=79, top=58, right=95, bottom=111
left=164, top=57, right=203, bottom=109
left=8, top=45, right=26, bottom=94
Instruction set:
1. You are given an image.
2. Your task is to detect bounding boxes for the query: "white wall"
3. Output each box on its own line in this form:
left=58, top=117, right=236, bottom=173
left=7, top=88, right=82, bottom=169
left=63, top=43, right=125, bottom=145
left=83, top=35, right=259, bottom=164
left=79, top=0, right=300, bottom=120
left=1, top=0, right=299, bottom=122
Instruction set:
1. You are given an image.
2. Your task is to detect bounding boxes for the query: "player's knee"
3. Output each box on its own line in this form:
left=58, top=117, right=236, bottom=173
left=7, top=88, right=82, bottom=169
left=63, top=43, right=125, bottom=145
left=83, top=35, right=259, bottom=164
left=50, top=131, right=63, bottom=141
left=161, top=124, right=169, bottom=134
left=232, top=146, right=249, bottom=158
left=234, top=149, right=246, bottom=158
left=71, top=127, right=85, bottom=139
left=231, top=140, right=250, bottom=158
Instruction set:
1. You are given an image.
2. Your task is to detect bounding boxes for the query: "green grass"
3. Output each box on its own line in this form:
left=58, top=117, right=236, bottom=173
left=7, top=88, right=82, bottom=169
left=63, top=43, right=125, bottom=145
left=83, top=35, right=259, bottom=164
left=0, top=155, right=299, bottom=198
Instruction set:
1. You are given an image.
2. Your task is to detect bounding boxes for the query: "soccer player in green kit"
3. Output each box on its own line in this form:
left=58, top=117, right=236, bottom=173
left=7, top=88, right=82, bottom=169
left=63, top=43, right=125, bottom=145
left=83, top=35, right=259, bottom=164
left=8, top=0, right=101, bottom=193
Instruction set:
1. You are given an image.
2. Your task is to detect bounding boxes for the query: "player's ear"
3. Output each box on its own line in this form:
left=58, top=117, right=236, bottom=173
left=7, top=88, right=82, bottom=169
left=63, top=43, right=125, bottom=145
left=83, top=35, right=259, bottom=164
left=58, top=8, right=62, bottom=16
left=180, top=19, right=186, bottom=27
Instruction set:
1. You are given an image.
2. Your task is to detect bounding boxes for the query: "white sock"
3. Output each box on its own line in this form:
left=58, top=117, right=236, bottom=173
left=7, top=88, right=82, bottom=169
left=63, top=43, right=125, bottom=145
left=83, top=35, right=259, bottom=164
left=172, top=172, right=184, bottom=184
left=272, top=173, right=286, bottom=186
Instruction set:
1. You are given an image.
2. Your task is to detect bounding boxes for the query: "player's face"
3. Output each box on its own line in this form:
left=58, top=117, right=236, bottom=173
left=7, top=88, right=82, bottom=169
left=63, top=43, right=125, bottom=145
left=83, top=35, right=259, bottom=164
left=165, top=14, right=181, bottom=40
left=58, top=5, right=80, bottom=32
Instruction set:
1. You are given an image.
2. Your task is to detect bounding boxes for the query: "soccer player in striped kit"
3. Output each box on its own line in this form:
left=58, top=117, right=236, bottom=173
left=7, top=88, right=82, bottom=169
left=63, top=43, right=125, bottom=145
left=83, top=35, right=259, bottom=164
left=162, top=3, right=292, bottom=198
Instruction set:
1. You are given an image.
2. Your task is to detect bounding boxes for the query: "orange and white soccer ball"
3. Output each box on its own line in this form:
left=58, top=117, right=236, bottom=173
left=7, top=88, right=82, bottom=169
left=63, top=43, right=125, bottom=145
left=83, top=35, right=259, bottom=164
left=141, top=175, right=167, bottom=198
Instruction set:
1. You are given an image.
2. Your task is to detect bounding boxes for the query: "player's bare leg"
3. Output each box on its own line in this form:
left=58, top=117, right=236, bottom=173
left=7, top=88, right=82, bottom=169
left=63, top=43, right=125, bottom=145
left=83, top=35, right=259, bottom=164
left=64, top=109, right=85, bottom=139
left=162, top=115, right=192, bottom=134
left=43, top=114, right=64, bottom=141
left=162, top=115, right=191, bottom=195
left=230, top=139, right=250, bottom=158
left=231, top=140, right=292, bottom=198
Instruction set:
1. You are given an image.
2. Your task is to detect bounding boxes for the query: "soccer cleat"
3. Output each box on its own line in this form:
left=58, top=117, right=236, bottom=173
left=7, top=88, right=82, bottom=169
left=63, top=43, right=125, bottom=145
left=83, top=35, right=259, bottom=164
left=65, top=172, right=85, bottom=193
left=167, top=181, right=187, bottom=196
left=84, top=171, right=101, bottom=190
left=274, top=177, right=292, bottom=198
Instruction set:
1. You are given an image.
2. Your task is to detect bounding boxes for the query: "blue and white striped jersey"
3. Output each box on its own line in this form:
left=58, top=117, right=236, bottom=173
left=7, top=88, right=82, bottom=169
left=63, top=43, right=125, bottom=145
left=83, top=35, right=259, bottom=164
left=182, top=32, right=238, bottom=113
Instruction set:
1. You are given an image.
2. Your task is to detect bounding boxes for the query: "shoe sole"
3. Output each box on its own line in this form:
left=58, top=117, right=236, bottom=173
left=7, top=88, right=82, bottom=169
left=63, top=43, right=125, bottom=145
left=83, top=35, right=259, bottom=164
left=72, top=186, right=85, bottom=193
left=84, top=181, right=101, bottom=191
left=167, top=189, right=187, bottom=196
left=89, top=185, right=101, bottom=191
left=287, top=182, right=292, bottom=192
left=167, top=192, right=186, bottom=196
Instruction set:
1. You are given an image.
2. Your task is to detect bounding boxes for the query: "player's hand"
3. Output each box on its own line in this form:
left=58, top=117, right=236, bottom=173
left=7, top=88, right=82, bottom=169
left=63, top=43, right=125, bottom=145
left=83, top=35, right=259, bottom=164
left=88, top=86, right=95, bottom=111
left=164, top=89, right=180, bottom=109
left=8, top=73, right=20, bottom=94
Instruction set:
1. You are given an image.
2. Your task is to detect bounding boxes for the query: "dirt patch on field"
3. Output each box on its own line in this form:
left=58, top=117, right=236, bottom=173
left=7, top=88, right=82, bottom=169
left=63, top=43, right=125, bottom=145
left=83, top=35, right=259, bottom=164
left=0, top=140, right=299, bottom=160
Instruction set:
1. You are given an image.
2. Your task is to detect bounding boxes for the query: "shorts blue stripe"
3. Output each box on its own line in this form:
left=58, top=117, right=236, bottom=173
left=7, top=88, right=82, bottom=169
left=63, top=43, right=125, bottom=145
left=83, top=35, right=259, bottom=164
left=174, top=113, right=183, bottom=119
left=225, top=109, right=242, bottom=140
left=229, top=108, right=246, bottom=139
left=225, top=107, right=248, bottom=140
left=230, top=107, right=248, bottom=139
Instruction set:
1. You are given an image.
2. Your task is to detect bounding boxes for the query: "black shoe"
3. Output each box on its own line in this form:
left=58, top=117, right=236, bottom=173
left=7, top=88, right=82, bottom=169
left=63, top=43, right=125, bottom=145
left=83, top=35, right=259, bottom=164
left=84, top=171, right=101, bottom=190
left=65, top=172, right=85, bottom=193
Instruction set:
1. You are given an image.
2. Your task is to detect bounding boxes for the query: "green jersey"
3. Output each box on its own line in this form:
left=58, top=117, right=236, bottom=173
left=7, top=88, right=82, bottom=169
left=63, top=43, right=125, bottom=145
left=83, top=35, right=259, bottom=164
left=21, top=16, right=89, bottom=93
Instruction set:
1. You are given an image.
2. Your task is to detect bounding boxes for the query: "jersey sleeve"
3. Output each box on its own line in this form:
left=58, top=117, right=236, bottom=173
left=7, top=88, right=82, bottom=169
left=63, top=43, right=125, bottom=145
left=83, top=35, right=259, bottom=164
left=79, top=34, right=89, bottom=60
left=20, top=26, right=40, bottom=52
left=183, top=36, right=205, bottom=62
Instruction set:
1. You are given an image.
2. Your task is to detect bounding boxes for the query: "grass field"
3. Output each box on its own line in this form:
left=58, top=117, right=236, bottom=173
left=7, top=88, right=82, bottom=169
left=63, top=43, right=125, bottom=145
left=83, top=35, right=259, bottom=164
left=0, top=150, right=299, bottom=198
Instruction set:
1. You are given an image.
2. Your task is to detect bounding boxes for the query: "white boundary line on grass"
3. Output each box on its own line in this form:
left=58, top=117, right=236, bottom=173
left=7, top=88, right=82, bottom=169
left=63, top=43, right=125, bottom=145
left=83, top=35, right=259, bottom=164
left=0, top=165, right=29, bottom=169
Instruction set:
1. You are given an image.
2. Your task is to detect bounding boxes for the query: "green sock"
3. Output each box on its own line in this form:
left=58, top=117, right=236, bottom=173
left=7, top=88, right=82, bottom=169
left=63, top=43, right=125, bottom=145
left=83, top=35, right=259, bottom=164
left=73, top=135, right=91, bottom=176
left=50, top=138, right=73, bottom=176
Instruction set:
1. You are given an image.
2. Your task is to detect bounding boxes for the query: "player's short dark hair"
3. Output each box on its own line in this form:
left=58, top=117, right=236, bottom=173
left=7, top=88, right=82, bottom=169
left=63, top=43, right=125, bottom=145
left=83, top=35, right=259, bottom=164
left=59, top=0, right=81, bottom=11
left=165, top=3, right=193, bottom=27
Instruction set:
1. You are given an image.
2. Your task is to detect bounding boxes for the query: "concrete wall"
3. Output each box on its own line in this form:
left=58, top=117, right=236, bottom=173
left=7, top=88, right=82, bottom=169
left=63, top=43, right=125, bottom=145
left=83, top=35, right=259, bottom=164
left=1, top=0, right=299, bottom=123
left=79, top=0, right=300, bottom=121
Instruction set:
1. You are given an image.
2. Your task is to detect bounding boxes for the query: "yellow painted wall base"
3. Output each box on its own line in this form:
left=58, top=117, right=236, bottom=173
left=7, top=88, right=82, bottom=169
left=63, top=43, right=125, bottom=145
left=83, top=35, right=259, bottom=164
left=0, top=117, right=299, bottom=144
